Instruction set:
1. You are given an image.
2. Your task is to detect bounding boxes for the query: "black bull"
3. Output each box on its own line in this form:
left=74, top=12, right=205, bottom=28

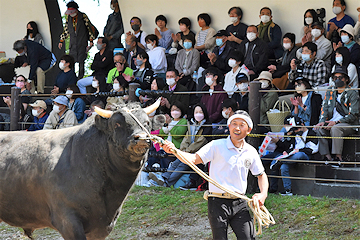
left=0, top=103, right=152, bottom=239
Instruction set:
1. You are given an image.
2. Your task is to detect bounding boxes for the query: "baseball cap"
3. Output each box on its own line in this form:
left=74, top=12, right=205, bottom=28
left=213, top=30, right=230, bottom=37
left=236, top=72, right=249, bottom=83
left=53, top=96, right=69, bottom=106
left=29, top=100, right=47, bottom=110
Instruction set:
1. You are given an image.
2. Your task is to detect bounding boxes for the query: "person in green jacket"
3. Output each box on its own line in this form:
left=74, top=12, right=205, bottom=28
left=106, top=52, right=133, bottom=84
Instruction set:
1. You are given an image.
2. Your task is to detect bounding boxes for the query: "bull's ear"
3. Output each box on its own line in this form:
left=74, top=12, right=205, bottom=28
left=95, top=114, right=110, bottom=133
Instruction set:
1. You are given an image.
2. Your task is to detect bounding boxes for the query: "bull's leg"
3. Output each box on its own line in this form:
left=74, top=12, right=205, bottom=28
left=23, top=228, right=33, bottom=239
left=52, top=216, right=86, bottom=240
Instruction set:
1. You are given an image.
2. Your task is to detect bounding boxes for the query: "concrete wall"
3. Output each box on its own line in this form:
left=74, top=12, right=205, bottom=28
left=119, top=0, right=360, bottom=43
left=0, top=0, right=52, bottom=58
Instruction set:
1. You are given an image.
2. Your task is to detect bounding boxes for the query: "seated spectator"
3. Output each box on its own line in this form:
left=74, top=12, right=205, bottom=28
left=208, top=30, right=233, bottom=75
left=77, top=37, right=114, bottom=93
left=336, top=24, right=360, bottom=73
left=154, top=15, right=173, bottom=53
left=195, top=13, right=216, bottom=67
left=270, top=33, right=299, bottom=90
left=290, top=77, right=322, bottom=126
left=86, top=72, right=109, bottom=106
left=160, top=69, right=189, bottom=115
left=43, top=96, right=78, bottom=129
left=124, top=34, right=146, bottom=70
left=354, top=10, right=360, bottom=44
left=256, top=71, right=279, bottom=132
left=106, top=52, right=133, bottom=84
left=329, top=47, right=358, bottom=88
left=103, top=0, right=124, bottom=51
left=13, top=39, right=56, bottom=94
left=212, top=98, right=238, bottom=140
left=226, top=6, right=248, bottom=48
left=174, top=35, right=200, bottom=90
left=171, top=17, right=196, bottom=51
left=299, top=9, right=320, bottom=46
left=289, top=42, right=327, bottom=88
left=257, top=7, right=283, bottom=61
left=66, top=84, right=86, bottom=124
left=201, top=67, right=228, bottom=123
left=232, top=73, right=250, bottom=112
left=223, top=50, right=249, bottom=97
left=84, top=100, right=105, bottom=118
left=132, top=52, right=154, bottom=90
left=28, top=100, right=49, bottom=131
left=126, top=16, right=147, bottom=49
left=326, top=0, right=355, bottom=43
left=315, top=67, right=359, bottom=165
left=237, top=25, right=268, bottom=80
left=145, top=34, right=167, bottom=80
left=51, top=55, right=77, bottom=95
left=106, top=76, right=129, bottom=109
left=310, top=22, right=332, bottom=72
left=24, top=21, right=44, bottom=45
left=264, top=115, right=318, bottom=196
left=139, top=77, right=166, bottom=107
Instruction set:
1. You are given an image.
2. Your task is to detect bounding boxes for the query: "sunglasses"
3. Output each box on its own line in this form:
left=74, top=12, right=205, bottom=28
left=114, top=62, right=125, bottom=65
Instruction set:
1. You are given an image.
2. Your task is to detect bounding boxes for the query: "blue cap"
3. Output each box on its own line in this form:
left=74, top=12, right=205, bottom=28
left=53, top=95, right=69, bottom=106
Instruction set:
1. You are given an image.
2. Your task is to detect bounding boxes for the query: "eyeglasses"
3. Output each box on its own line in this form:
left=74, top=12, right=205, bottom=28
left=114, top=61, right=125, bottom=65
left=333, top=76, right=345, bottom=81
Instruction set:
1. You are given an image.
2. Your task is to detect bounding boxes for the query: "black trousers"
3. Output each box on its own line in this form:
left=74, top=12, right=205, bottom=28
left=208, top=197, right=255, bottom=240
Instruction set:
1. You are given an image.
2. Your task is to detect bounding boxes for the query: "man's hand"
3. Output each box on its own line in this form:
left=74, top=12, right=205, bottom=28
left=160, top=139, right=176, bottom=154
left=106, top=35, right=113, bottom=41
left=268, top=65, right=276, bottom=73
left=290, top=59, right=297, bottom=70
left=325, top=120, right=336, bottom=130
left=164, top=113, right=172, bottom=124
left=328, top=22, right=338, bottom=32
left=3, top=96, right=11, bottom=106
left=252, top=192, right=267, bottom=207
left=122, top=73, right=133, bottom=82
left=248, top=70, right=255, bottom=75
left=227, top=32, right=237, bottom=42
left=22, top=62, right=28, bottom=67
left=58, top=42, right=63, bottom=49
left=171, top=33, right=177, bottom=42
left=160, top=97, right=170, bottom=108
left=314, top=121, right=325, bottom=130
left=51, top=86, right=60, bottom=95
left=333, top=41, right=342, bottom=51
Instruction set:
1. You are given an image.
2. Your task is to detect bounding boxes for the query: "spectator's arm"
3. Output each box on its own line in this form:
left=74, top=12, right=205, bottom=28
left=186, top=50, right=200, bottom=76
left=158, top=31, right=173, bottom=50
left=170, top=118, right=188, bottom=142
left=204, top=28, right=216, bottom=51
left=339, top=91, right=359, bottom=124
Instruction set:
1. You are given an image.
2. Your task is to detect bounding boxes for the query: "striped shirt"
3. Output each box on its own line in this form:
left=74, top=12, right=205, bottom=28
left=197, top=29, right=209, bottom=46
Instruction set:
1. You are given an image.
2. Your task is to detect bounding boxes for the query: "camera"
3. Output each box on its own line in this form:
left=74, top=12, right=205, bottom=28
left=294, top=60, right=304, bottom=79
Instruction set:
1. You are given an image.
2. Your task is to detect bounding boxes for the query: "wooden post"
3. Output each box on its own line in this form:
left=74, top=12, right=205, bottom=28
left=10, top=87, right=21, bottom=131
left=128, top=83, right=140, bottom=102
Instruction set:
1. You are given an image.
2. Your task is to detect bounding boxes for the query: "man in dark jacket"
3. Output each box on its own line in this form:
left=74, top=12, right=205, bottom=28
left=13, top=40, right=55, bottom=94
left=103, top=0, right=124, bottom=51
left=207, top=30, right=233, bottom=75
left=124, top=34, right=146, bottom=70
left=237, top=25, right=268, bottom=80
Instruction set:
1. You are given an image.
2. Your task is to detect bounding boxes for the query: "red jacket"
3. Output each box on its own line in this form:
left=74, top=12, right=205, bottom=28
left=201, top=84, right=228, bottom=123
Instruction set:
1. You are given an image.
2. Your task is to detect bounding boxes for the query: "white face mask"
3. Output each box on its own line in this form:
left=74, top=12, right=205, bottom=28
left=228, top=59, right=238, bottom=68
left=110, top=4, right=115, bottom=10
left=247, top=32, right=257, bottom=42
left=32, top=109, right=40, bottom=117
left=237, top=82, right=249, bottom=92
left=171, top=110, right=181, bottom=119
left=113, top=83, right=120, bottom=91
left=53, top=105, right=61, bottom=114
left=194, top=113, right=204, bottom=122
left=259, top=80, right=270, bottom=89
left=295, top=84, right=306, bottom=94
left=333, top=6, right=342, bottom=15
left=92, top=81, right=99, bottom=88
left=230, top=17, right=238, bottom=23
left=222, top=109, right=230, bottom=119
left=70, top=12, right=77, bottom=18
left=59, top=62, right=66, bottom=70
left=311, top=29, right=322, bottom=38
left=260, top=15, right=271, bottom=24
left=147, top=42, right=155, bottom=50
left=166, top=78, right=176, bottom=86
left=305, top=17, right=313, bottom=25
left=65, top=90, right=73, bottom=99
left=205, top=77, right=214, bottom=86
left=283, top=43, right=292, bottom=50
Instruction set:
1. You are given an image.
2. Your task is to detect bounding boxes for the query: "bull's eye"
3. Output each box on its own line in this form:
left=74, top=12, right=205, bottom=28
left=114, top=123, right=121, bottom=129
left=143, top=121, right=150, bottom=127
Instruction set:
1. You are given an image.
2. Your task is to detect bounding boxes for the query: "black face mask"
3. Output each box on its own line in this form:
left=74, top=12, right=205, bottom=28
left=27, top=29, right=33, bottom=35
left=335, top=79, right=345, bottom=88
left=131, top=24, right=140, bottom=31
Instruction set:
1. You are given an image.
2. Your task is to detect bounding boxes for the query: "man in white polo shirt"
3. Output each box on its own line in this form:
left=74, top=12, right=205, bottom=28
left=161, top=110, right=268, bottom=239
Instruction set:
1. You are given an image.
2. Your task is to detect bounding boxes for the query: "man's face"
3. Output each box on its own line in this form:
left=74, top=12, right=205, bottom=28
left=228, top=118, right=251, bottom=141
left=260, top=8, right=272, bottom=19
left=216, top=36, right=227, bottom=44
left=97, top=38, right=103, bottom=46
left=114, top=55, right=125, bottom=71
left=131, top=18, right=141, bottom=27
left=247, top=26, right=258, bottom=35
left=312, top=25, right=324, bottom=34
left=156, top=20, right=166, bottom=29
left=166, top=71, right=177, bottom=81
left=229, top=9, right=241, bottom=20
left=333, top=0, right=345, bottom=11
left=333, top=73, right=347, bottom=85
left=125, top=36, right=135, bottom=49
left=302, top=47, right=315, bottom=60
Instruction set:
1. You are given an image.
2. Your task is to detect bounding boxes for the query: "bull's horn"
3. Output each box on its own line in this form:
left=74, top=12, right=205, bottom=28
left=143, top=97, right=161, bottom=115
left=94, top=106, right=113, bottom=118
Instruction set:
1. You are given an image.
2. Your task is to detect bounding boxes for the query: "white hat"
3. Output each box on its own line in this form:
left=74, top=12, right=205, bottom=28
left=255, top=71, right=273, bottom=83
left=341, top=24, right=355, bottom=38
left=227, top=110, right=253, bottom=129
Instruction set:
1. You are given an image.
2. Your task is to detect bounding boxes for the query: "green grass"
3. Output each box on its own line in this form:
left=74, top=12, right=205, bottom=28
left=1, top=187, right=359, bottom=239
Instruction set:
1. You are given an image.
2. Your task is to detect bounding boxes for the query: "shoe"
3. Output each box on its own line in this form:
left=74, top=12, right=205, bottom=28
left=148, top=172, right=165, bottom=186
left=270, top=160, right=282, bottom=170
left=330, top=157, right=342, bottom=168
left=280, top=189, right=293, bottom=196
left=179, top=180, right=198, bottom=191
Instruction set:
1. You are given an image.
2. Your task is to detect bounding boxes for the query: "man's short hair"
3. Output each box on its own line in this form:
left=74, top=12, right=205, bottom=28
left=260, top=7, right=272, bottom=15
left=228, top=49, right=244, bottom=63
left=197, top=13, right=211, bottom=26
left=67, top=1, right=79, bottom=9
left=247, top=25, right=258, bottom=32
left=90, top=100, right=105, bottom=109
left=127, top=34, right=137, bottom=43
left=178, top=17, right=191, bottom=29
left=60, top=55, right=75, bottom=69
left=167, top=68, right=179, bottom=77
left=130, top=16, right=141, bottom=24
left=145, top=34, right=158, bottom=45
left=303, top=42, right=317, bottom=53
left=155, top=15, right=167, bottom=25
left=228, top=7, right=243, bottom=20
left=334, top=0, right=346, bottom=9
left=114, top=52, right=126, bottom=62
left=222, top=98, right=238, bottom=111
left=98, top=36, right=108, bottom=46
left=13, top=40, right=26, bottom=51
left=283, top=33, right=296, bottom=44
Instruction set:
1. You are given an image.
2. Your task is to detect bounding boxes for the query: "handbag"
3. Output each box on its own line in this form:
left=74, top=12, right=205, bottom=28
left=266, top=100, right=291, bottom=132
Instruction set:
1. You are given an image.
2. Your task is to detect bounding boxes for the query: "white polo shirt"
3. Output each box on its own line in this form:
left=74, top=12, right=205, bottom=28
left=196, top=136, right=265, bottom=194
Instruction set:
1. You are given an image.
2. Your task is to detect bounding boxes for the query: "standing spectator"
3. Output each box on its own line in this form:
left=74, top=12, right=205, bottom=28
left=171, top=17, right=196, bottom=51
left=299, top=9, right=320, bottom=46
left=103, top=0, right=124, bottom=51
left=212, top=98, right=238, bottom=140
left=24, top=21, right=44, bottom=46
left=106, top=53, right=133, bottom=84
left=226, top=7, right=248, bottom=48
left=51, top=55, right=77, bottom=95
left=174, top=35, right=200, bottom=89
left=154, top=15, right=173, bottom=53
left=289, top=42, right=327, bottom=88
left=43, top=96, right=78, bottom=130
left=326, top=0, right=355, bottom=43
left=58, top=1, right=96, bottom=79
left=132, top=52, right=154, bottom=90
left=257, top=7, right=283, bottom=61
left=66, top=85, right=87, bottom=124
left=77, top=37, right=114, bottom=93
left=126, top=16, right=147, bottom=49
left=195, top=13, right=216, bottom=67
left=315, top=67, right=359, bottom=165
left=124, top=34, right=145, bottom=70
left=208, top=30, right=233, bottom=75
left=201, top=67, right=228, bottom=123
left=13, top=40, right=56, bottom=94
left=28, top=100, right=49, bottom=131
left=237, top=25, right=268, bottom=80
left=329, top=47, right=358, bottom=88
left=145, top=34, right=167, bottom=80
